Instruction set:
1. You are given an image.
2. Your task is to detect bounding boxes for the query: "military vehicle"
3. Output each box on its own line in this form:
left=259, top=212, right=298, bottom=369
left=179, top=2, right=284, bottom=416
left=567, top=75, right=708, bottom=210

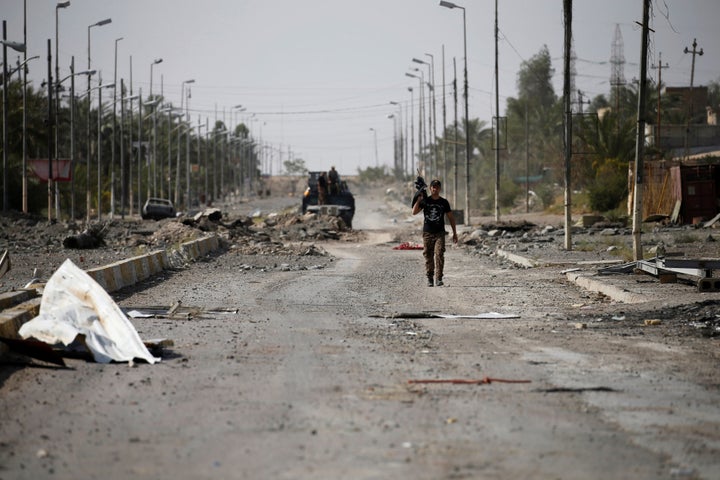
left=301, top=171, right=355, bottom=228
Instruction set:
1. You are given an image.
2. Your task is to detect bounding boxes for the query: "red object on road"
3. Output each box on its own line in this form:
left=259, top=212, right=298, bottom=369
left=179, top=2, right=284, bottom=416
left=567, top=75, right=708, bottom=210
left=393, top=242, right=423, bottom=250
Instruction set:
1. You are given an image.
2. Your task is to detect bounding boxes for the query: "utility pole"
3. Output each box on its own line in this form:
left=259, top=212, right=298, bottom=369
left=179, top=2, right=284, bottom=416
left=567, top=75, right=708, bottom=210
left=441, top=45, right=447, bottom=192
left=47, top=39, right=54, bottom=221
left=683, top=38, right=703, bottom=125
left=563, top=0, right=572, bottom=250
left=493, top=0, right=501, bottom=222
left=651, top=52, right=669, bottom=149
left=632, top=0, right=651, bottom=261
left=453, top=58, right=459, bottom=210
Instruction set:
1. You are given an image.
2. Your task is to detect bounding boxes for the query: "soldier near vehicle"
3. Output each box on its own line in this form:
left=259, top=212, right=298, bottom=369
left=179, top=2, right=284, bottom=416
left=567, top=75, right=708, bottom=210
left=328, top=166, right=340, bottom=195
left=317, top=172, right=328, bottom=205
left=412, top=178, right=458, bottom=287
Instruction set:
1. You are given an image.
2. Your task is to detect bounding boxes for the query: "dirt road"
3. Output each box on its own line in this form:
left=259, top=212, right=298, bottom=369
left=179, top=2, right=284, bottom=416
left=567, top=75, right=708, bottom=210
left=1, top=191, right=718, bottom=479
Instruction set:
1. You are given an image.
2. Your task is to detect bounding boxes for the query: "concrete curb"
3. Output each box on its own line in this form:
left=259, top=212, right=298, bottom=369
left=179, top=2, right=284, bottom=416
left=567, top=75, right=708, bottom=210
left=86, top=250, right=170, bottom=293
left=0, top=235, right=222, bottom=355
left=565, top=272, right=648, bottom=304
left=496, top=249, right=544, bottom=268
left=495, top=247, right=649, bottom=304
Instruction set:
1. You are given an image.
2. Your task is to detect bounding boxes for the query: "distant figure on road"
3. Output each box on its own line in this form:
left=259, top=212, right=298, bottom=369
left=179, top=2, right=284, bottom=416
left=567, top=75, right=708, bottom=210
left=328, top=166, right=340, bottom=195
left=318, top=171, right=328, bottom=205
left=412, top=179, right=458, bottom=287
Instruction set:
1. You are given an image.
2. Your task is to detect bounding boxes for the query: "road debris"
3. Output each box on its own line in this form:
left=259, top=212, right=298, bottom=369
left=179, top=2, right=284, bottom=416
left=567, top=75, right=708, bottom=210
left=535, top=386, right=618, bottom=393
left=62, top=223, right=107, bottom=249
left=408, top=377, right=531, bottom=385
left=374, top=311, right=520, bottom=319
left=0, top=249, right=9, bottom=279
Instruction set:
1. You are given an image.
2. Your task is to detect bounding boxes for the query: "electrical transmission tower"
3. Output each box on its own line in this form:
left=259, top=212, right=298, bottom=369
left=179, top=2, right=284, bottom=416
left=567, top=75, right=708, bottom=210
left=610, top=24, right=626, bottom=123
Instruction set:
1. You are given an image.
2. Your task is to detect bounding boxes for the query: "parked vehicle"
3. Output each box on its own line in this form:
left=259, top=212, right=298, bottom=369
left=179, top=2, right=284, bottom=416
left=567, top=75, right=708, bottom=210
left=301, top=171, right=355, bottom=228
left=141, top=197, right=176, bottom=220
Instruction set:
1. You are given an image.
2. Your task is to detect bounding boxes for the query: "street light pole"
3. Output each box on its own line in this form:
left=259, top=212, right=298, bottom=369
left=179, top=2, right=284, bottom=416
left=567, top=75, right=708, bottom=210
left=2, top=36, right=27, bottom=213
left=426, top=53, right=437, bottom=183
left=1, top=24, right=26, bottom=212
left=406, top=72, right=425, bottom=175
left=59, top=62, right=95, bottom=220
left=150, top=58, right=162, bottom=197
left=110, top=36, right=123, bottom=218
left=177, top=79, right=194, bottom=207
left=55, top=1, right=70, bottom=220
left=86, top=17, right=111, bottom=223
left=413, top=56, right=436, bottom=180
left=390, top=101, right=404, bottom=178
left=407, top=87, right=415, bottom=175
left=369, top=128, right=379, bottom=167
left=96, top=79, right=115, bottom=220
left=22, top=0, right=27, bottom=212
left=440, top=0, right=470, bottom=224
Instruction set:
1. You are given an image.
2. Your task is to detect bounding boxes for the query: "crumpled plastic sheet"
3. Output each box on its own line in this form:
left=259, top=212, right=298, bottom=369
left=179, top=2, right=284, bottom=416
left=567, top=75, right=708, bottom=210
left=19, top=259, right=159, bottom=364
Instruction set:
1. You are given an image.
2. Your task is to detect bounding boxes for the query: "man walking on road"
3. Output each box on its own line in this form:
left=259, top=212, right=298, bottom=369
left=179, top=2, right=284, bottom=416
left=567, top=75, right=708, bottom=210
left=412, top=179, right=458, bottom=286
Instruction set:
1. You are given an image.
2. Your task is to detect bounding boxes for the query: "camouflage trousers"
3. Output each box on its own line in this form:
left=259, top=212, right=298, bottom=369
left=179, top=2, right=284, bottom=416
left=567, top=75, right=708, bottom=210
left=422, top=231, right=446, bottom=280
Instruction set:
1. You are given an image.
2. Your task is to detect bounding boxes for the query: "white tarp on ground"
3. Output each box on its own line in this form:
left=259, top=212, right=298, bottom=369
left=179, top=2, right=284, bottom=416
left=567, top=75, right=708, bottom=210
left=19, top=259, right=159, bottom=364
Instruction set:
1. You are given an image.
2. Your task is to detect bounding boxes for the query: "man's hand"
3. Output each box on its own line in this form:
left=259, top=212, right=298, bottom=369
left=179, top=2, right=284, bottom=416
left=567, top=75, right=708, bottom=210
left=452, top=232, right=458, bottom=244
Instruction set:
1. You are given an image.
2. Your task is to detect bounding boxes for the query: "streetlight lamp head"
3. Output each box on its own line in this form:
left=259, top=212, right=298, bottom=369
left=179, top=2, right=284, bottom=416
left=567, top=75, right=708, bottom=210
left=94, top=18, right=112, bottom=27
left=57, top=1, right=71, bottom=8
left=439, top=0, right=458, bottom=8
left=153, top=58, right=163, bottom=65
left=412, top=58, right=425, bottom=64
left=1, top=41, right=26, bottom=53
left=185, top=79, right=195, bottom=84
left=405, top=73, right=416, bottom=79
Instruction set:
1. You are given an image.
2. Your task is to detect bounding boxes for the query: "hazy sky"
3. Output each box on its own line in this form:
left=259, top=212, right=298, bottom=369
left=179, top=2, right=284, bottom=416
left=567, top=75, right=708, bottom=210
left=3, top=0, right=719, bottom=174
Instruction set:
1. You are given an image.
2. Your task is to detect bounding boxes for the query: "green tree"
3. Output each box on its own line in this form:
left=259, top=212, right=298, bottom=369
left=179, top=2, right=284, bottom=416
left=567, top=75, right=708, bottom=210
left=504, top=45, right=563, bottom=201
left=283, top=158, right=308, bottom=176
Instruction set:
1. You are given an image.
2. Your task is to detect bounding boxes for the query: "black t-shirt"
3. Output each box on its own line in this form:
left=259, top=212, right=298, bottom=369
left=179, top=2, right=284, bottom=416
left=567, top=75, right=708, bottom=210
left=421, top=196, right=451, bottom=234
